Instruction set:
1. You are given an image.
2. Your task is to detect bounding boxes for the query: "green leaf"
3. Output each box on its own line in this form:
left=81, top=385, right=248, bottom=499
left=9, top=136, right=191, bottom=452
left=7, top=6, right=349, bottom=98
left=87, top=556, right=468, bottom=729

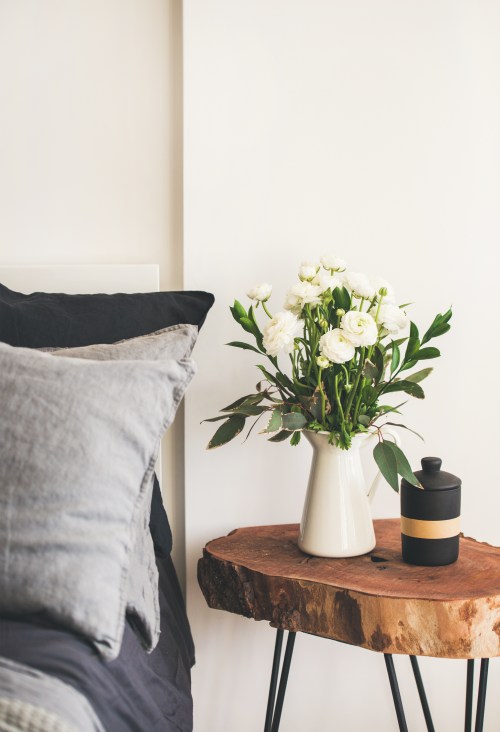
left=226, top=341, right=262, bottom=354
left=362, top=384, right=378, bottom=406
left=382, top=380, right=425, bottom=399
left=358, top=415, right=371, bottom=427
left=405, top=321, right=420, bottom=361
left=372, top=345, right=385, bottom=382
left=290, top=431, right=302, bottom=446
left=384, top=441, right=421, bottom=488
left=373, top=441, right=399, bottom=492
left=203, top=415, right=233, bottom=423
left=225, top=405, right=267, bottom=416
left=222, top=393, right=264, bottom=411
left=412, top=347, right=440, bottom=360
left=261, top=408, right=282, bottom=434
left=405, top=367, right=433, bottom=384
left=239, top=317, right=256, bottom=335
left=383, top=422, right=424, bottom=441
left=207, top=415, right=246, bottom=449
left=282, top=412, right=308, bottom=431
left=332, top=286, right=351, bottom=312
left=390, top=341, right=400, bottom=374
left=421, top=309, right=452, bottom=344
left=268, top=430, right=291, bottom=443
left=298, top=391, right=323, bottom=421
left=233, top=299, right=247, bottom=320
left=363, top=360, right=378, bottom=381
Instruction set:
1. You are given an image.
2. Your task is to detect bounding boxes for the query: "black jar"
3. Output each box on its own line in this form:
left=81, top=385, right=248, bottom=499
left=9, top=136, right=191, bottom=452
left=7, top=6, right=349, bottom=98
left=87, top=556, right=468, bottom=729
left=401, top=457, right=461, bottom=566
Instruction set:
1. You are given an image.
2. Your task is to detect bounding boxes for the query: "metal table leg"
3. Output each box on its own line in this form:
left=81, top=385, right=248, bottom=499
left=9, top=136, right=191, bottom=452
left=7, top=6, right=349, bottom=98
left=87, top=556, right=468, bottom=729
left=385, top=654, right=409, bottom=732
left=474, top=659, right=489, bottom=732
left=410, top=656, right=435, bottom=732
left=465, top=659, right=474, bottom=732
left=263, top=630, right=296, bottom=732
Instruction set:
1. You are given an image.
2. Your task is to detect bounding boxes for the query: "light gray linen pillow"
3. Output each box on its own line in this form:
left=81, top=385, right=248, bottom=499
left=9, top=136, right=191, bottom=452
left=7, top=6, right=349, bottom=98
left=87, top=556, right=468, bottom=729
left=49, top=324, right=198, bottom=651
left=0, top=341, right=195, bottom=660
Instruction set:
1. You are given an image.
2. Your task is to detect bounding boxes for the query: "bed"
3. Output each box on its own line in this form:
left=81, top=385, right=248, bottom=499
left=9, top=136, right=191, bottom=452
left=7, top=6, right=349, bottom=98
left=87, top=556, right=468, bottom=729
left=0, top=265, right=214, bottom=732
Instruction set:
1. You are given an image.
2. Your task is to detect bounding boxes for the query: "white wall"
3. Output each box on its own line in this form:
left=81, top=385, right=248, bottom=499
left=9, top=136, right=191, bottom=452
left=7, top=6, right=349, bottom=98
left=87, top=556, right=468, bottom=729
left=0, top=1, right=186, bottom=574
left=184, top=2, right=500, bottom=730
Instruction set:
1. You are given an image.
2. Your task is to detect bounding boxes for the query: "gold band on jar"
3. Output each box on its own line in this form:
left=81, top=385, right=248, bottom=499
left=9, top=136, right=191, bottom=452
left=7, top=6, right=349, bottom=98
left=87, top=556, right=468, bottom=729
left=401, top=516, right=460, bottom=540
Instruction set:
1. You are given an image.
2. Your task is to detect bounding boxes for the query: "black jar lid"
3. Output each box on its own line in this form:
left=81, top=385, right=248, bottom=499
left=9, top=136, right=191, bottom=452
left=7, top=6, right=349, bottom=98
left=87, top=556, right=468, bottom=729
left=401, top=457, right=461, bottom=491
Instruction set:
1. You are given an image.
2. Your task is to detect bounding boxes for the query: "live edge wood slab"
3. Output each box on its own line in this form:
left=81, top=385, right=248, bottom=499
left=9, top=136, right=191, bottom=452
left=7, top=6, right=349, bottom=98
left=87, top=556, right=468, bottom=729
left=198, top=519, right=500, bottom=660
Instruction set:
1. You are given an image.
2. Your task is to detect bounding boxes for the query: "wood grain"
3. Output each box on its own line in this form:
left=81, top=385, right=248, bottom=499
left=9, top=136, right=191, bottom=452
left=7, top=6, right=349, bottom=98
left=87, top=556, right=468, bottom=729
left=198, top=519, right=500, bottom=659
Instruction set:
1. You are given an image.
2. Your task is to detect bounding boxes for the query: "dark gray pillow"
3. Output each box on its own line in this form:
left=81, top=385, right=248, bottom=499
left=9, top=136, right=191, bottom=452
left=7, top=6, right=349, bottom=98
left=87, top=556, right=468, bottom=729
left=50, top=324, right=198, bottom=651
left=0, top=342, right=195, bottom=660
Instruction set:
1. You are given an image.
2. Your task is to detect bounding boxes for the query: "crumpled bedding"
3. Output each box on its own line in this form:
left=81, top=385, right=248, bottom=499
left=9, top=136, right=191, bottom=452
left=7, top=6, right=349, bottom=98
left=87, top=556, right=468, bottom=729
left=0, top=554, right=195, bottom=732
left=0, top=658, right=105, bottom=732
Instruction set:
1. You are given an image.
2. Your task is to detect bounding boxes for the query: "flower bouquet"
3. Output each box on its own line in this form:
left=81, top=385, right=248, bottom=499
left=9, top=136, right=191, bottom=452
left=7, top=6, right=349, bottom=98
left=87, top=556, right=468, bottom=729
left=206, top=256, right=452, bottom=492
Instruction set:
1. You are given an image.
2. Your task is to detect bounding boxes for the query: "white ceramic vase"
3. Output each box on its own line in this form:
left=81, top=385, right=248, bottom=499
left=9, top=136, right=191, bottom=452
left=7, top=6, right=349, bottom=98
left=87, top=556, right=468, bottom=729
left=298, top=429, right=399, bottom=558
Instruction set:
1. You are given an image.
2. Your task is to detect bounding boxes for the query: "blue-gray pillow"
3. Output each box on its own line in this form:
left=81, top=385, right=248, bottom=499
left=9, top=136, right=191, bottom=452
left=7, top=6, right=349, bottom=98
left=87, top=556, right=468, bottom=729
left=0, top=342, right=195, bottom=660
left=50, top=324, right=198, bottom=651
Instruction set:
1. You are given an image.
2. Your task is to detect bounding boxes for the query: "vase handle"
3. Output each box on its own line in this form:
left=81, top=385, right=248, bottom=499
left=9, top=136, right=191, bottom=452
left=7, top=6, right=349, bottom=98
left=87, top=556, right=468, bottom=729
left=367, top=428, right=401, bottom=502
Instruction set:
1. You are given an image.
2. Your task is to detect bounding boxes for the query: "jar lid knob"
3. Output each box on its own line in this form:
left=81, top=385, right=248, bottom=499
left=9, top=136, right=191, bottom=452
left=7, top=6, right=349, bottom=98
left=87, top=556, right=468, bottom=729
left=421, top=457, right=442, bottom=473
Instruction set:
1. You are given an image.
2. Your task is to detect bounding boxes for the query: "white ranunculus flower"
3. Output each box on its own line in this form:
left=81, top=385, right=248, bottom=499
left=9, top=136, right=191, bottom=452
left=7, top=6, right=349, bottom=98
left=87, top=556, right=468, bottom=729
left=341, top=310, right=378, bottom=347
left=246, top=283, right=273, bottom=302
left=344, top=271, right=376, bottom=300
left=320, top=254, right=347, bottom=272
left=284, top=281, right=322, bottom=314
left=298, top=261, right=320, bottom=282
left=374, top=302, right=409, bottom=334
left=312, top=272, right=342, bottom=294
left=263, top=311, right=302, bottom=357
left=319, top=329, right=355, bottom=364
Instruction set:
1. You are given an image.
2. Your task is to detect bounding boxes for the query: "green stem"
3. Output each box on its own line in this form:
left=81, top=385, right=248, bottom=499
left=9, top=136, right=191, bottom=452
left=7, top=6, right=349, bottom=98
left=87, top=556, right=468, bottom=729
left=317, top=367, right=326, bottom=425
left=334, top=373, right=345, bottom=424
left=345, top=347, right=365, bottom=420
left=262, top=301, right=273, bottom=319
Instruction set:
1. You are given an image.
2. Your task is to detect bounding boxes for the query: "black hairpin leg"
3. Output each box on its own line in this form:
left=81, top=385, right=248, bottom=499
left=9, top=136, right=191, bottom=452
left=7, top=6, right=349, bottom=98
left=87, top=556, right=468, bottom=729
left=385, top=654, right=409, bottom=732
left=264, top=630, right=296, bottom=732
left=474, top=659, right=489, bottom=732
left=465, top=659, right=474, bottom=732
left=409, top=656, right=435, bottom=732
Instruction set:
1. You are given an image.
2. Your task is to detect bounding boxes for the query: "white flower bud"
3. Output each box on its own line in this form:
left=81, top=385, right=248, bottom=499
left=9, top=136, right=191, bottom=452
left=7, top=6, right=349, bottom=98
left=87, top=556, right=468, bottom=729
left=247, top=283, right=273, bottom=302
left=298, top=262, right=320, bottom=282
left=316, top=355, right=330, bottom=369
left=320, top=255, right=347, bottom=272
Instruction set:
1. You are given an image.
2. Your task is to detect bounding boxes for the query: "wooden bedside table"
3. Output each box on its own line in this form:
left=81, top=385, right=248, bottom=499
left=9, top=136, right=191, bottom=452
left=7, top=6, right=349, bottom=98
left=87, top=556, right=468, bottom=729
left=198, top=519, right=500, bottom=732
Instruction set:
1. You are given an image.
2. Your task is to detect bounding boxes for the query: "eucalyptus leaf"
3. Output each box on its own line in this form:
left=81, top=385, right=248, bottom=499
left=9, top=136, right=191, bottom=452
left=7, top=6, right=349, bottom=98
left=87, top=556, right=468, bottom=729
left=405, top=367, right=433, bottom=384
left=222, top=393, right=264, bottom=411
left=207, top=415, right=246, bottom=449
left=383, top=422, right=424, bottom=441
left=412, top=347, right=440, bottom=360
left=363, top=360, right=378, bottom=381
left=390, top=341, right=400, bottom=374
left=226, top=341, right=262, bottom=354
left=382, top=380, right=425, bottom=399
left=268, top=430, right=291, bottom=443
left=384, top=441, right=422, bottom=488
left=373, top=442, right=399, bottom=492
